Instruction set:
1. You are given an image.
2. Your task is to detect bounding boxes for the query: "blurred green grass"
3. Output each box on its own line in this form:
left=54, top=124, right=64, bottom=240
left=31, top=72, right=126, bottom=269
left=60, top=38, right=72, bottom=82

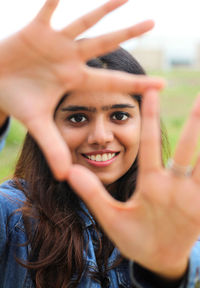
left=0, top=120, right=26, bottom=181
left=155, top=69, right=200, bottom=152
left=0, top=69, right=200, bottom=180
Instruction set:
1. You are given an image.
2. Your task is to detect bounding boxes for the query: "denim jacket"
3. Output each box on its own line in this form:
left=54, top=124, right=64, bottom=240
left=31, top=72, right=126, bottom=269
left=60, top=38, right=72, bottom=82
left=0, top=180, right=132, bottom=288
left=0, top=118, right=10, bottom=152
left=1, top=121, right=200, bottom=288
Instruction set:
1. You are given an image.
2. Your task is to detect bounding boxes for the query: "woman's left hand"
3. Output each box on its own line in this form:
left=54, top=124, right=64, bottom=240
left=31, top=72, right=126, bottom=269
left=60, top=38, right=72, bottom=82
left=68, top=89, right=200, bottom=280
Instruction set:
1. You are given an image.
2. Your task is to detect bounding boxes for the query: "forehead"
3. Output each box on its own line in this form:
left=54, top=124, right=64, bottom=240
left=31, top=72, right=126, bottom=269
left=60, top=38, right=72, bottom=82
left=59, top=92, right=138, bottom=108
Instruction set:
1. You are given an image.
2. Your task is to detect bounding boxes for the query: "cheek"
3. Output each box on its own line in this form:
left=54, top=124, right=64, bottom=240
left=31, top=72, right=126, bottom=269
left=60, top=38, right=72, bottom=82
left=119, top=120, right=141, bottom=153
left=120, top=123, right=141, bottom=174
left=58, top=127, right=86, bottom=152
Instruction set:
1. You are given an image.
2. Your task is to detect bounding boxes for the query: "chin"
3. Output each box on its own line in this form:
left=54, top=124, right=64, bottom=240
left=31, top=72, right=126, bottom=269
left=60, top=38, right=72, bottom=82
left=98, top=175, right=119, bottom=187
left=99, top=179, right=113, bottom=186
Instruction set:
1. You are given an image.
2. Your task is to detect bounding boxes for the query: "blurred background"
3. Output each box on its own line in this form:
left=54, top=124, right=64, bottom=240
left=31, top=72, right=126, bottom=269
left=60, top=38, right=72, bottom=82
left=0, top=0, right=200, bottom=180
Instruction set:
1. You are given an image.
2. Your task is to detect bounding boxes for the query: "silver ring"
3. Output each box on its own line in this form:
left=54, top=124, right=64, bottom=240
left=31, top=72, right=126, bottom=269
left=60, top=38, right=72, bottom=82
left=166, top=158, right=192, bottom=177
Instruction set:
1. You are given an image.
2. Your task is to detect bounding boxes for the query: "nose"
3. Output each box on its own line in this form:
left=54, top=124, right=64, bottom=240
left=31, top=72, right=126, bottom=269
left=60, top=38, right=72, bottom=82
left=88, top=118, right=113, bottom=146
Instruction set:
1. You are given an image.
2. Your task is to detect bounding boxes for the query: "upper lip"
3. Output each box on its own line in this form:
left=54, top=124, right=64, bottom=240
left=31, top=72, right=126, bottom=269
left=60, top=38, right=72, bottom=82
left=82, top=150, right=119, bottom=156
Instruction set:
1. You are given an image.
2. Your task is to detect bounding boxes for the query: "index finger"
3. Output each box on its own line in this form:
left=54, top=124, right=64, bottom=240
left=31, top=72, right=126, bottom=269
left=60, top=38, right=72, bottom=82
left=139, top=89, right=162, bottom=173
left=78, top=67, right=165, bottom=93
left=78, top=20, right=154, bottom=61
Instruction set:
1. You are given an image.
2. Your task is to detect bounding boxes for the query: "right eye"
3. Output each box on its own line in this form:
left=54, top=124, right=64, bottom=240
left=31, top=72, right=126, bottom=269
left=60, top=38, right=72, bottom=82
left=68, top=113, right=88, bottom=124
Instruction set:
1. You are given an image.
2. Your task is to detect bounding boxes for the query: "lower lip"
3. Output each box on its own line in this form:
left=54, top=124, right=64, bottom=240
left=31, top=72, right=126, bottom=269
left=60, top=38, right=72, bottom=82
left=83, top=154, right=118, bottom=167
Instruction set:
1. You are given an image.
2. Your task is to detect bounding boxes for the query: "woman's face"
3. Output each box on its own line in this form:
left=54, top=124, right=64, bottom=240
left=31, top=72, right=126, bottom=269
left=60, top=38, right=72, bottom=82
left=55, top=91, right=141, bottom=186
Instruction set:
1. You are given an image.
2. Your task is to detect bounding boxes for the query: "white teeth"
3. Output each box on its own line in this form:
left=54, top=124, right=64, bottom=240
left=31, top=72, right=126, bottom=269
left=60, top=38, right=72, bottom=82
left=96, top=154, right=101, bottom=161
left=102, top=154, right=108, bottom=161
left=91, top=155, right=96, bottom=161
left=86, top=153, right=117, bottom=162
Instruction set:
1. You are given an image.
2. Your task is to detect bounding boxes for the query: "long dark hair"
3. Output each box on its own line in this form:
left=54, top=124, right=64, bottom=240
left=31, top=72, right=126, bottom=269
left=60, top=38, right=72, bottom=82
left=13, top=47, right=169, bottom=288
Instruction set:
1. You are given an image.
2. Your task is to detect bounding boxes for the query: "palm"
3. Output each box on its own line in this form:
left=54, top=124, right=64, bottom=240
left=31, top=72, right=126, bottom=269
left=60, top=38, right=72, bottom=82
left=118, top=173, right=199, bottom=268
left=0, top=0, right=163, bottom=178
left=68, top=90, right=200, bottom=278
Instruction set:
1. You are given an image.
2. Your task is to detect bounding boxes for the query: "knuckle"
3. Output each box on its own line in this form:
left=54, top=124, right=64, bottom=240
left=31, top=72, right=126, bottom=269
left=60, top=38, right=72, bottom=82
left=125, top=27, right=136, bottom=39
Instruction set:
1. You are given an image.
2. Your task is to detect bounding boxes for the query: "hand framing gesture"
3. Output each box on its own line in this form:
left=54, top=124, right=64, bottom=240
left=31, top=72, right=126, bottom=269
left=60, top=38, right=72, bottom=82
left=68, top=89, right=200, bottom=280
left=0, top=0, right=164, bottom=179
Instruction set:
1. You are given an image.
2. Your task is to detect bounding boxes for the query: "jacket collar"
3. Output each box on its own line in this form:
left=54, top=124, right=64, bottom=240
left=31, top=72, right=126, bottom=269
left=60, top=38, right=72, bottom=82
left=79, top=201, right=95, bottom=228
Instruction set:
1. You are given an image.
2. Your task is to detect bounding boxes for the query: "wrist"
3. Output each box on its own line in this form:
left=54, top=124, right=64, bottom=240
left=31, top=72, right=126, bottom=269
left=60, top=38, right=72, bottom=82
left=152, top=258, right=188, bottom=281
left=133, top=262, right=188, bottom=288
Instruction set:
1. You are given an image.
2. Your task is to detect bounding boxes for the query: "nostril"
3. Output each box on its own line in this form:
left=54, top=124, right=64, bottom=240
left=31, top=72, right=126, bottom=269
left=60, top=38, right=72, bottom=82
left=87, top=131, right=113, bottom=145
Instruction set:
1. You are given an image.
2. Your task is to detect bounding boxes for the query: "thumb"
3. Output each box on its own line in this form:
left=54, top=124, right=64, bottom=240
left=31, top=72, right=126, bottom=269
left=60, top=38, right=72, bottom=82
left=27, top=118, right=71, bottom=180
left=67, top=165, right=123, bottom=228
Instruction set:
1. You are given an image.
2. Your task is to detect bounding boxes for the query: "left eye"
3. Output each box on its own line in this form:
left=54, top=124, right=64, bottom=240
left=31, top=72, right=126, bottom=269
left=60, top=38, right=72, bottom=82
left=111, top=112, right=129, bottom=121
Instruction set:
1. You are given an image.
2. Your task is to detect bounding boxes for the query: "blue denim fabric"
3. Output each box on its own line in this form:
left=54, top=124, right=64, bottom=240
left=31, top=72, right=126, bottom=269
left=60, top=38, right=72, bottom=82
left=0, top=180, right=132, bottom=288
left=0, top=118, right=10, bottom=152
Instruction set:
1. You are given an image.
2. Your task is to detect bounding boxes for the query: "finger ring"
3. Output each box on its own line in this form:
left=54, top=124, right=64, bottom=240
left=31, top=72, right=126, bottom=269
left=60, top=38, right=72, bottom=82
left=166, top=158, right=192, bottom=177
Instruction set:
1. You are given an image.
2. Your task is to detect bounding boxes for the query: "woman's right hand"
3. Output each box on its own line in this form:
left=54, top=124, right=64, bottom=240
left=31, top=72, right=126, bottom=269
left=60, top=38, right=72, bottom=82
left=67, top=90, right=200, bottom=281
left=0, top=0, right=164, bottom=179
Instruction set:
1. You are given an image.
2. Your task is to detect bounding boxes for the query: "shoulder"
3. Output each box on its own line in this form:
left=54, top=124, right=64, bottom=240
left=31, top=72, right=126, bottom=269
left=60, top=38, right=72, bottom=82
left=0, top=179, right=26, bottom=203
left=0, top=180, right=27, bottom=257
left=0, top=180, right=26, bottom=220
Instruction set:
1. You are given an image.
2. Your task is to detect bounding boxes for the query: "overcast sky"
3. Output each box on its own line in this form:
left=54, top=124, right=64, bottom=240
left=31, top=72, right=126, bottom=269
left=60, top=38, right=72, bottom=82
left=0, top=0, right=199, bottom=59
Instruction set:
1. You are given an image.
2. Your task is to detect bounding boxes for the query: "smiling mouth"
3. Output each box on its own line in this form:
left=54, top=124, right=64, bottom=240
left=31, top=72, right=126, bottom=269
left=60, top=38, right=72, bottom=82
left=82, top=152, right=120, bottom=162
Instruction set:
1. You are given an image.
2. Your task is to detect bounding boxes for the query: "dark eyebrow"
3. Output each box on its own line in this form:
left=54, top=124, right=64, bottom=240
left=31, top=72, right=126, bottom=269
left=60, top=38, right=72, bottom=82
left=102, top=104, right=135, bottom=111
left=61, top=104, right=135, bottom=113
left=61, top=106, right=96, bottom=112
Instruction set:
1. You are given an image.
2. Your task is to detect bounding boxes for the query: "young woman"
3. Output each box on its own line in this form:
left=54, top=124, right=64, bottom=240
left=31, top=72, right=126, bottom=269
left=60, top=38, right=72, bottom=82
left=3, top=1, right=199, bottom=288
left=2, top=36, right=200, bottom=288
left=1, top=47, right=158, bottom=288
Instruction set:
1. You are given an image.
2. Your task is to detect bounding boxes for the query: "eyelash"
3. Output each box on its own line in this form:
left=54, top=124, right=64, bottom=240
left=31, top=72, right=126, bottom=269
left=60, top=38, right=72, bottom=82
left=67, top=113, right=88, bottom=124
left=111, top=111, right=130, bottom=121
left=67, top=111, right=130, bottom=125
